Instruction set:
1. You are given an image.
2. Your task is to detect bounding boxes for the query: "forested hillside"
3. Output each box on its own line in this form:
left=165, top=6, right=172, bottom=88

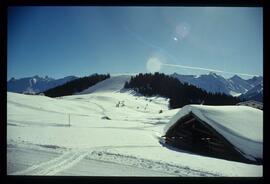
left=43, top=73, right=110, bottom=97
left=124, top=73, right=241, bottom=108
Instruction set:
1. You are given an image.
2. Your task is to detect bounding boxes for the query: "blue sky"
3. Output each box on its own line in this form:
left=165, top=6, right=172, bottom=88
left=8, top=6, right=263, bottom=80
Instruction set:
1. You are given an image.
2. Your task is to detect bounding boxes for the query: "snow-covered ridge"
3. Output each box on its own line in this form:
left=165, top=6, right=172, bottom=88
left=8, top=73, right=263, bottom=102
left=240, top=82, right=263, bottom=102
left=164, top=105, right=263, bottom=160
left=77, top=75, right=132, bottom=94
left=171, top=72, right=263, bottom=100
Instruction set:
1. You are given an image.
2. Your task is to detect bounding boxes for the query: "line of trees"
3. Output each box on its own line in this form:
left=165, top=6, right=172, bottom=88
left=124, top=72, right=241, bottom=109
left=43, top=73, right=110, bottom=97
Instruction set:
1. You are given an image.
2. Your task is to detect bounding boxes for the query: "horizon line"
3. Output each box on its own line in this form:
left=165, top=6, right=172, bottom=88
left=8, top=71, right=263, bottom=81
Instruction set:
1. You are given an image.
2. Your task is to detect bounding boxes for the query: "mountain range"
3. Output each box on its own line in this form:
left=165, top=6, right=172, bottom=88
left=171, top=72, right=263, bottom=102
left=240, top=81, right=263, bottom=102
left=7, top=75, right=78, bottom=94
left=7, top=72, right=263, bottom=102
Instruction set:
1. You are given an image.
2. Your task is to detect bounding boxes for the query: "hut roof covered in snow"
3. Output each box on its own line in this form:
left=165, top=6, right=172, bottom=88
left=164, top=105, right=263, bottom=161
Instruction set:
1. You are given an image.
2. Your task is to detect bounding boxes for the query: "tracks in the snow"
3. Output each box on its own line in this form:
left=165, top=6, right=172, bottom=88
left=11, top=150, right=88, bottom=175
left=10, top=146, right=220, bottom=176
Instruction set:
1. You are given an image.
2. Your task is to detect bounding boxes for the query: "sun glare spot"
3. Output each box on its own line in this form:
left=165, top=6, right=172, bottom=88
left=146, top=57, right=162, bottom=73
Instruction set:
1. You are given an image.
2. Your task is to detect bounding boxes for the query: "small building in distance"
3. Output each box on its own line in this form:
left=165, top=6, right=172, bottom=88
left=237, top=100, right=263, bottom=110
left=163, top=105, right=262, bottom=165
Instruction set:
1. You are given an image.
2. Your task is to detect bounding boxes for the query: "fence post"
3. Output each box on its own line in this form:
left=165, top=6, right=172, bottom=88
left=68, top=114, right=71, bottom=127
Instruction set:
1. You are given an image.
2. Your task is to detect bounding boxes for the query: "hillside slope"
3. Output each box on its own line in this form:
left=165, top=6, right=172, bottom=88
left=7, top=87, right=262, bottom=176
left=77, top=75, right=131, bottom=94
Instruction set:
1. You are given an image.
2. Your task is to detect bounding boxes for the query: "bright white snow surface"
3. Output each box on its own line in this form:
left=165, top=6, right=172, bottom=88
left=7, top=75, right=262, bottom=176
left=164, top=105, right=263, bottom=161
left=77, top=75, right=131, bottom=94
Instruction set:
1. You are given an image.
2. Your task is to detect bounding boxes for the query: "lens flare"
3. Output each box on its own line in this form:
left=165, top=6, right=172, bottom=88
left=175, top=22, right=191, bottom=40
left=146, top=57, right=162, bottom=73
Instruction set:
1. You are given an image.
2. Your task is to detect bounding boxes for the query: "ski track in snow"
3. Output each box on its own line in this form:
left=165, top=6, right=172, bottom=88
left=88, top=101, right=107, bottom=116
left=86, top=150, right=220, bottom=176
left=10, top=142, right=220, bottom=176
left=11, top=150, right=88, bottom=175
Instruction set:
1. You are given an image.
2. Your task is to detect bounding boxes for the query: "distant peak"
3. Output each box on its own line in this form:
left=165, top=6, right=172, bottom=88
left=252, top=75, right=263, bottom=79
left=209, top=72, right=217, bottom=76
left=44, top=75, right=55, bottom=81
left=33, top=75, right=40, bottom=78
left=9, top=77, right=16, bottom=82
left=208, top=72, right=220, bottom=78
left=230, top=75, right=242, bottom=80
left=62, top=75, right=76, bottom=79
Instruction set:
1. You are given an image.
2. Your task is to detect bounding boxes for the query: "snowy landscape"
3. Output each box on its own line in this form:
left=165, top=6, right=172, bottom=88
left=7, top=75, right=262, bottom=176
left=7, top=72, right=263, bottom=102
left=7, top=6, right=263, bottom=177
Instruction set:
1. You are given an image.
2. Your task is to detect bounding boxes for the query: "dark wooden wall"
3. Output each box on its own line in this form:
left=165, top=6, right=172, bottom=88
left=164, top=113, right=260, bottom=164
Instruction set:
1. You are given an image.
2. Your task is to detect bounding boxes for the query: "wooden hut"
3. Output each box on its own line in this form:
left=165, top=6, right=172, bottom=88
left=163, top=105, right=263, bottom=165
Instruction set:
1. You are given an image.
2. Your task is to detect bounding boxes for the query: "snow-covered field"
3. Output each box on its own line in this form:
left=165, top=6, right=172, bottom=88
left=7, top=75, right=262, bottom=176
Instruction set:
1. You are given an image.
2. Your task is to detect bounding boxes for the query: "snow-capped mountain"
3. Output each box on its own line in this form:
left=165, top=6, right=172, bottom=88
left=171, top=72, right=263, bottom=101
left=7, top=75, right=78, bottom=94
left=246, top=76, right=263, bottom=87
left=240, top=82, right=263, bottom=102
left=171, top=72, right=232, bottom=95
left=227, top=75, right=252, bottom=94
